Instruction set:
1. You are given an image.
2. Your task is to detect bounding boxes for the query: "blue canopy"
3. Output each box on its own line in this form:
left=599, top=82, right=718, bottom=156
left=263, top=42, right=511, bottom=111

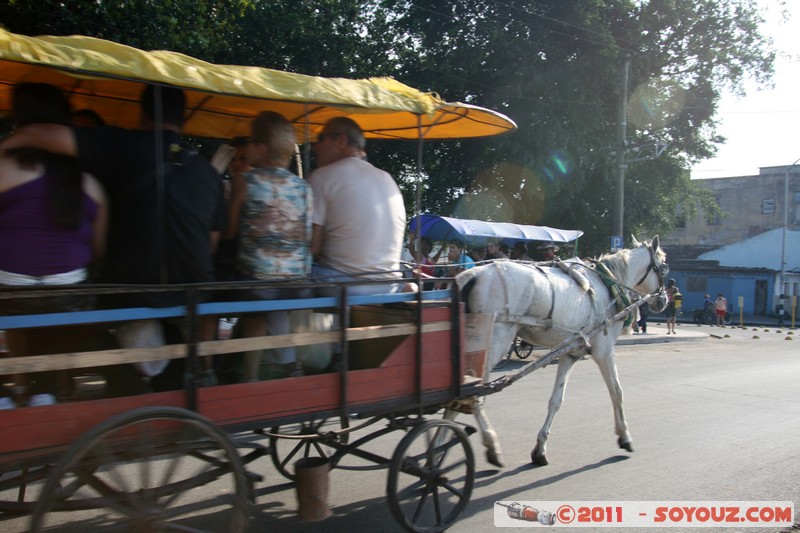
left=408, top=214, right=583, bottom=246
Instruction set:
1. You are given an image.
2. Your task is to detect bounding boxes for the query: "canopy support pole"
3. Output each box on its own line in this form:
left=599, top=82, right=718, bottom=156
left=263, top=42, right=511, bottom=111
left=303, top=103, right=312, bottom=177
left=413, top=114, right=424, bottom=263
left=153, top=85, right=168, bottom=285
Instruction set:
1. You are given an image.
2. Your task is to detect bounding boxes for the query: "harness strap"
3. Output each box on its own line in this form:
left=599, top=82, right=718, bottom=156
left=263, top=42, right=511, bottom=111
left=592, top=260, right=635, bottom=327
left=495, top=314, right=552, bottom=328
left=635, top=246, right=656, bottom=287
left=533, top=264, right=556, bottom=321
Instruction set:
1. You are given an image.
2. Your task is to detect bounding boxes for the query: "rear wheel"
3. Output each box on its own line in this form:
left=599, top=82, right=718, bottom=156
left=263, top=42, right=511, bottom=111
left=30, top=406, right=250, bottom=532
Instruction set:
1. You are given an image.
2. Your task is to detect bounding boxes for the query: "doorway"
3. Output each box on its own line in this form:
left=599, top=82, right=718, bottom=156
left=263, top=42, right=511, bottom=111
left=754, top=280, right=768, bottom=316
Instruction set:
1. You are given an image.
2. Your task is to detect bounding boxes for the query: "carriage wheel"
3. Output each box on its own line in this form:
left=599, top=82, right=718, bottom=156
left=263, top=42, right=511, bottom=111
left=30, top=406, right=250, bottom=532
left=495, top=346, right=514, bottom=369
left=514, top=338, right=535, bottom=359
left=269, top=416, right=349, bottom=481
left=387, top=420, right=474, bottom=533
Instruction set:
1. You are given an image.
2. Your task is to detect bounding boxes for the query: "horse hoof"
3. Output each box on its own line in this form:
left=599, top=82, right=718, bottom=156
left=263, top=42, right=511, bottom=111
left=618, top=438, right=634, bottom=453
left=486, top=449, right=505, bottom=468
left=531, top=446, right=548, bottom=466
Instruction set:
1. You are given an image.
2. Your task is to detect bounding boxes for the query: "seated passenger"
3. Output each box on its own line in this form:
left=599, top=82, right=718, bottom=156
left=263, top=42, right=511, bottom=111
left=309, top=117, right=406, bottom=296
left=535, top=242, right=558, bottom=261
left=225, top=112, right=312, bottom=380
left=445, top=239, right=475, bottom=276
left=0, top=83, right=108, bottom=409
left=485, top=240, right=507, bottom=260
left=406, top=233, right=444, bottom=291
left=3, top=85, right=225, bottom=394
left=512, top=241, right=533, bottom=261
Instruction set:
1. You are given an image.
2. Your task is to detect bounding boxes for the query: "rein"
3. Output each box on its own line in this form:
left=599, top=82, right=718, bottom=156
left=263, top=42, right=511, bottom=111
left=591, top=260, right=635, bottom=327
left=592, top=244, right=667, bottom=327
left=634, top=245, right=669, bottom=290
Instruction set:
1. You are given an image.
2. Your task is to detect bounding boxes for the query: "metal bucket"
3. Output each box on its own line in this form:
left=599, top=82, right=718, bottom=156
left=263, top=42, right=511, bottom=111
left=294, top=457, right=332, bottom=521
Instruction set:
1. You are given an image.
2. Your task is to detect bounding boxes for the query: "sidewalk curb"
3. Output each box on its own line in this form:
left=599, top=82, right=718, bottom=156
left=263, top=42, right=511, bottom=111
left=617, top=326, right=707, bottom=346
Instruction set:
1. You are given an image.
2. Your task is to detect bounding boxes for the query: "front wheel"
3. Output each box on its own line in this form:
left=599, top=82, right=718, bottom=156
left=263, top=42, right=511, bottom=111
left=269, top=416, right=349, bottom=481
left=724, top=311, right=734, bottom=325
left=30, top=407, right=250, bottom=532
left=387, top=420, right=475, bottom=532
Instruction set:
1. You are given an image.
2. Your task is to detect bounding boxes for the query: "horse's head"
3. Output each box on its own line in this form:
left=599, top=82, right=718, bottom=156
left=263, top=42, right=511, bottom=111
left=631, top=235, right=669, bottom=313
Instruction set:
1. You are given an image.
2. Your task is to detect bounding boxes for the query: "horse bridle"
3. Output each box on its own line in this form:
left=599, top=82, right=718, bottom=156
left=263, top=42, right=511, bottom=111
left=635, top=244, right=669, bottom=291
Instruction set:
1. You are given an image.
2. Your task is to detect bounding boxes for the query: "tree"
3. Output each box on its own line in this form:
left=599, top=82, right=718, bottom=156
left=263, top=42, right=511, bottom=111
left=378, top=0, right=774, bottom=253
left=1, top=0, right=775, bottom=254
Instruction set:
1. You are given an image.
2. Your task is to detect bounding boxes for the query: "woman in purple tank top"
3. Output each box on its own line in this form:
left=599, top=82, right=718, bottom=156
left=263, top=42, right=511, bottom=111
left=0, top=83, right=108, bottom=409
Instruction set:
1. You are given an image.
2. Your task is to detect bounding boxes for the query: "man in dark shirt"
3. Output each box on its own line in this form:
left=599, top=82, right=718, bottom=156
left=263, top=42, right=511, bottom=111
left=3, top=85, right=224, bottom=387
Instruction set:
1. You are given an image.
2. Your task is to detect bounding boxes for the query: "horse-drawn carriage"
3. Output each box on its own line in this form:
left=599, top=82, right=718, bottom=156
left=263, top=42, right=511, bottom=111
left=0, top=29, right=669, bottom=532
left=407, top=214, right=585, bottom=365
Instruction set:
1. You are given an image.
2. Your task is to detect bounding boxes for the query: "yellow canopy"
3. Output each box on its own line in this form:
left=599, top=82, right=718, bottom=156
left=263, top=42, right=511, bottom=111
left=0, top=29, right=516, bottom=140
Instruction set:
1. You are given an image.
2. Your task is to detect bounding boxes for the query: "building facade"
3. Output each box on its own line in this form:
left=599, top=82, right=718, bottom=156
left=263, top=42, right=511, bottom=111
left=661, top=165, right=800, bottom=318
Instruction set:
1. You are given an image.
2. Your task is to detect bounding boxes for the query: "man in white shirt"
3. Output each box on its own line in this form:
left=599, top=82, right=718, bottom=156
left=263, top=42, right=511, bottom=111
left=309, top=117, right=406, bottom=295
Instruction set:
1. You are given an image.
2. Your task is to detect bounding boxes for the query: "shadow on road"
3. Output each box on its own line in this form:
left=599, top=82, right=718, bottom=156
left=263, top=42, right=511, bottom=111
left=463, top=454, right=631, bottom=519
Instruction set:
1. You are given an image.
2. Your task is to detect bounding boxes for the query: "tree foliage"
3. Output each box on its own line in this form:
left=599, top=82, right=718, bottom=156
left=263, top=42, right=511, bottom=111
left=1, top=0, right=775, bottom=254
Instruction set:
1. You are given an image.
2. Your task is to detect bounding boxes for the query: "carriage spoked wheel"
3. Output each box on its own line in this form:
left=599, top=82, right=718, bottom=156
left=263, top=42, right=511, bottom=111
left=387, top=419, right=475, bottom=533
left=269, top=416, right=349, bottom=481
left=30, top=406, right=250, bottom=533
left=496, top=346, right=514, bottom=369
left=513, top=337, right=535, bottom=359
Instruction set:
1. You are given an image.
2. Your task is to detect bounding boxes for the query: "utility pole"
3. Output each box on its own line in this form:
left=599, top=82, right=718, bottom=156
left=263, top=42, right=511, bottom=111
left=613, top=56, right=631, bottom=243
left=780, top=158, right=799, bottom=322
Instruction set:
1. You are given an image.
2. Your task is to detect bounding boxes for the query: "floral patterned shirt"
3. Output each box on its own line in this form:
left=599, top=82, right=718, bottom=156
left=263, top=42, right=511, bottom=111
left=237, top=167, right=312, bottom=280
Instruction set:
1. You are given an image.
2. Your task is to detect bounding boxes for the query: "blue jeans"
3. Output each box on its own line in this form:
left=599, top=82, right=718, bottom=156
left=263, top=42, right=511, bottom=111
left=310, top=264, right=401, bottom=297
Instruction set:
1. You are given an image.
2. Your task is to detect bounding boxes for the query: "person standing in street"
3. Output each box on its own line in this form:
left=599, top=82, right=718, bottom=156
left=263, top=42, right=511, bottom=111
left=664, top=278, right=679, bottom=334
left=715, top=293, right=729, bottom=326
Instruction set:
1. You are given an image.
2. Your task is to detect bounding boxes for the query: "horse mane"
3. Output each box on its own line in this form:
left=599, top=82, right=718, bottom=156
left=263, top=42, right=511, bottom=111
left=596, top=239, right=665, bottom=282
left=596, top=248, right=634, bottom=280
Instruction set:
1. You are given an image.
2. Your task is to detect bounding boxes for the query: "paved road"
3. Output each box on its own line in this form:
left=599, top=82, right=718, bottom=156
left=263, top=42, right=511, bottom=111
left=247, top=323, right=799, bottom=532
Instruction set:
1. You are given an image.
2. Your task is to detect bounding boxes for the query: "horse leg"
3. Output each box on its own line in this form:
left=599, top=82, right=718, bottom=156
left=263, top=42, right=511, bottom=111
left=532, top=354, right=579, bottom=466
left=444, top=402, right=504, bottom=467
left=471, top=400, right=505, bottom=467
left=591, top=348, right=633, bottom=452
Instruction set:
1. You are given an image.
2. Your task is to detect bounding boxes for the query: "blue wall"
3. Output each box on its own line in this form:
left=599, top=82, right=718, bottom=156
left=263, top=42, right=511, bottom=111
left=668, top=271, right=774, bottom=316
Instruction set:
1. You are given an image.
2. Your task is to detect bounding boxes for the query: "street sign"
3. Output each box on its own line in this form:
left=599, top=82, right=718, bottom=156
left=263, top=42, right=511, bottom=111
left=611, top=235, right=623, bottom=251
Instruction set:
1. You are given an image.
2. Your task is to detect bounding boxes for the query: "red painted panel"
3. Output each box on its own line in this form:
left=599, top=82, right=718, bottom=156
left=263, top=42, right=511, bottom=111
left=0, top=302, right=465, bottom=465
left=0, top=391, right=184, bottom=456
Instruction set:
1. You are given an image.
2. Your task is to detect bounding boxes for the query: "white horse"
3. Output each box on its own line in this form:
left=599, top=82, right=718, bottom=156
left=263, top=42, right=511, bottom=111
left=450, top=236, right=669, bottom=467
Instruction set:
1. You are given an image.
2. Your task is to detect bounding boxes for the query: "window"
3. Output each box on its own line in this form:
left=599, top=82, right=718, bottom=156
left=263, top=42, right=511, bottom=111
left=686, top=276, right=707, bottom=292
left=674, top=204, right=686, bottom=228
left=706, top=197, right=721, bottom=225
left=762, top=198, right=775, bottom=214
left=794, top=192, right=800, bottom=225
